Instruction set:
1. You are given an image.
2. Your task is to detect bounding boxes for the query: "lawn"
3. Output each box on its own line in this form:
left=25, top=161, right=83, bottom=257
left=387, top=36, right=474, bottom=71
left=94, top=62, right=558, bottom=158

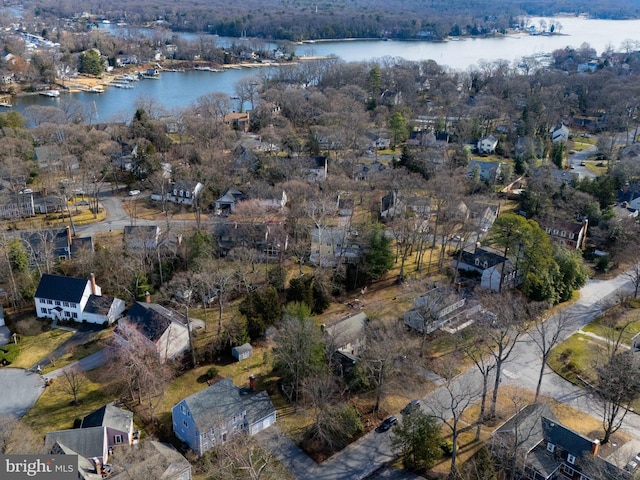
left=584, top=161, right=608, bottom=176
left=581, top=303, right=640, bottom=345
left=41, top=329, right=114, bottom=374
left=22, top=368, right=117, bottom=437
left=10, top=329, right=74, bottom=369
left=547, top=333, right=601, bottom=386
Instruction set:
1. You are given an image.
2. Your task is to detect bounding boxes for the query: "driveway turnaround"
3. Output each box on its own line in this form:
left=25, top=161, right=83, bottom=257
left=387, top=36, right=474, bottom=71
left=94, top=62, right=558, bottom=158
left=0, top=368, right=45, bottom=417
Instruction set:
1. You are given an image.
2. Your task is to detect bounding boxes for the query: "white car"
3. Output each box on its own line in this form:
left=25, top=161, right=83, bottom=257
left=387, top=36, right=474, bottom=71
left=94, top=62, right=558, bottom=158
left=128, top=190, right=140, bottom=196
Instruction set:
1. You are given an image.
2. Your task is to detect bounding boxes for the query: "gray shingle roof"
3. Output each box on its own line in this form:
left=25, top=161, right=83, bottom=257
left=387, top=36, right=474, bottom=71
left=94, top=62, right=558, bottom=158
left=181, top=377, right=275, bottom=432
left=81, top=403, right=132, bottom=433
left=45, top=426, right=106, bottom=460
left=125, top=302, right=185, bottom=342
left=34, top=274, right=88, bottom=303
left=494, top=403, right=556, bottom=454
left=84, top=295, right=116, bottom=315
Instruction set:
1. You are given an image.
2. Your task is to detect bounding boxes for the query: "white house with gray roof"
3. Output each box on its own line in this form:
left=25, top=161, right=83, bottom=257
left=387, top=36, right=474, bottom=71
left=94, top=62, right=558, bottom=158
left=172, top=377, right=276, bottom=456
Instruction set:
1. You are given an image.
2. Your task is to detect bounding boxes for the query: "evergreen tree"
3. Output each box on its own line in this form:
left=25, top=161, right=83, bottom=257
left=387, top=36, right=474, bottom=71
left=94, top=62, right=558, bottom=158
left=390, top=411, right=442, bottom=471
left=78, top=49, right=103, bottom=76
left=364, top=226, right=394, bottom=280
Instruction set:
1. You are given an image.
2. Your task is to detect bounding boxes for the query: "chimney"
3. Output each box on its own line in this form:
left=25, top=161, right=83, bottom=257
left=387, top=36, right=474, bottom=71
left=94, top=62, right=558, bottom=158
left=66, top=225, right=72, bottom=246
left=249, top=374, right=256, bottom=391
left=90, top=273, right=97, bottom=295
left=145, top=291, right=151, bottom=303
left=591, top=439, right=600, bottom=456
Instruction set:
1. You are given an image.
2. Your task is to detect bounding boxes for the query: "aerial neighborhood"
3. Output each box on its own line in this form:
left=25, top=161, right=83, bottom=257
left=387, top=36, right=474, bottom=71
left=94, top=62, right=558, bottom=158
left=2, top=1, right=640, bottom=479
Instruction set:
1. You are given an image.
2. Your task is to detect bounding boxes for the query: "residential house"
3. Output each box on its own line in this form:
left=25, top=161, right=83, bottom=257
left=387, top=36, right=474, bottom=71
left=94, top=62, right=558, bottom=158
left=214, top=188, right=248, bottom=215
left=367, top=132, right=391, bottom=150
left=231, top=343, right=253, bottom=361
left=379, top=189, right=432, bottom=220
left=34, top=273, right=125, bottom=324
left=109, top=441, right=192, bottom=480
left=467, top=202, right=500, bottom=233
left=468, top=160, right=504, bottom=183
left=539, top=219, right=588, bottom=250
left=403, top=286, right=482, bottom=334
left=0, top=190, right=36, bottom=219
left=46, top=427, right=109, bottom=467
left=324, top=312, right=368, bottom=359
left=300, top=156, right=328, bottom=183
left=454, top=247, right=522, bottom=292
left=310, top=226, right=360, bottom=267
left=551, top=124, right=570, bottom=143
left=117, top=299, right=191, bottom=363
left=214, top=221, right=288, bottom=259
left=337, top=194, right=354, bottom=217
left=354, top=161, right=386, bottom=181
left=492, top=403, right=630, bottom=480
left=80, top=402, right=135, bottom=448
left=477, top=135, right=499, bottom=154
left=222, top=112, right=250, bottom=133
left=172, top=377, right=276, bottom=456
left=166, top=180, right=204, bottom=206
left=123, top=225, right=161, bottom=249
left=21, top=226, right=94, bottom=264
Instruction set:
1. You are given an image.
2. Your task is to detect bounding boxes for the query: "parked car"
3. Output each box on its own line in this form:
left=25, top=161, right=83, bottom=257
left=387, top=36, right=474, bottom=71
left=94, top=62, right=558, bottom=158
left=376, top=416, right=398, bottom=432
left=128, top=189, right=140, bottom=196
left=401, top=400, right=421, bottom=415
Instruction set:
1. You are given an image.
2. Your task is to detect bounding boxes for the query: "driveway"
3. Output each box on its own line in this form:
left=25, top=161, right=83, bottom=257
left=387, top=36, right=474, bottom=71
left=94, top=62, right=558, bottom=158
left=0, top=368, right=45, bottom=417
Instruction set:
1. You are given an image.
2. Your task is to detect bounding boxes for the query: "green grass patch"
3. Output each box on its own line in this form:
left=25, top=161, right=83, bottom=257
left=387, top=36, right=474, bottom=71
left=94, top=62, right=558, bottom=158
left=547, top=333, right=601, bottom=385
left=22, top=372, right=116, bottom=437
left=584, top=161, right=608, bottom=176
left=11, top=329, right=74, bottom=369
left=0, top=343, right=20, bottom=365
left=41, top=330, right=114, bottom=374
left=582, top=316, right=640, bottom=346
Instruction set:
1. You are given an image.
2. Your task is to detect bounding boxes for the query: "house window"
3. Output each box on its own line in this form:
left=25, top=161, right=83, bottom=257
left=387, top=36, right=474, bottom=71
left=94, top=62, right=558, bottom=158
left=579, top=475, right=590, bottom=480
left=546, top=442, right=555, bottom=453
left=483, top=261, right=488, bottom=269
left=63, top=302, right=69, bottom=307
left=114, top=435, right=123, bottom=444
left=553, top=229, right=558, bottom=235
left=180, top=405, right=186, bottom=414
left=183, top=420, right=188, bottom=428
left=47, top=300, right=53, bottom=305
left=562, top=465, right=575, bottom=476
left=567, top=454, right=575, bottom=465
left=41, top=307, right=47, bottom=314
left=70, top=303, right=76, bottom=309
left=55, top=301, right=61, bottom=306
left=569, top=233, right=575, bottom=239
left=72, top=312, right=78, bottom=319
left=65, top=311, right=70, bottom=317
left=475, top=258, right=480, bottom=266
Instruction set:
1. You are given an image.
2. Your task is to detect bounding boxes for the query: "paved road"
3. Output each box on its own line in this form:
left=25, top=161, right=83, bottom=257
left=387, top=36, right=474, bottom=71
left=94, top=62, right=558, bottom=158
left=261, top=271, right=637, bottom=479
left=46, top=348, right=109, bottom=379
left=0, top=368, right=45, bottom=417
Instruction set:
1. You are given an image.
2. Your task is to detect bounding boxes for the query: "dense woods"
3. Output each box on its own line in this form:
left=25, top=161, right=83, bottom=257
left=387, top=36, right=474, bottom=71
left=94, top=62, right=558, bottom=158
left=13, top=0, right=640, bottom=41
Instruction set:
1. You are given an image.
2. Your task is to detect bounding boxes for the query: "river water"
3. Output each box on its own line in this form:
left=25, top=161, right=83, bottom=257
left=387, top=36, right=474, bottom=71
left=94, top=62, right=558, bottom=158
left=11, top=17, right=640, bottom=123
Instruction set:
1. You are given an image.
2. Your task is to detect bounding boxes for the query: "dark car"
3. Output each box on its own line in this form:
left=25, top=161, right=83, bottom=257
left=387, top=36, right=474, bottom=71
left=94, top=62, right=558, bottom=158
left=376, top=416, right=398, bottom=432
left=401, top=400, right=421, bottom=415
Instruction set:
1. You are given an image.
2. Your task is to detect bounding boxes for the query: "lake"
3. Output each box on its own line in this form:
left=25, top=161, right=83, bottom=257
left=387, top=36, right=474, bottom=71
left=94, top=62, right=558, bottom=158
left=12, top=17, right=640, bottom=123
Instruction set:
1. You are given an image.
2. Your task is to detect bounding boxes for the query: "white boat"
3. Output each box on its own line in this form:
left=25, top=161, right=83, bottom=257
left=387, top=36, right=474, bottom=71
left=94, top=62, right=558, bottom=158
left=89, top=87, right=105, bottom=93
left=40, top=90, right=60, bottom=97
left=111, top=82, right=133, bottom=89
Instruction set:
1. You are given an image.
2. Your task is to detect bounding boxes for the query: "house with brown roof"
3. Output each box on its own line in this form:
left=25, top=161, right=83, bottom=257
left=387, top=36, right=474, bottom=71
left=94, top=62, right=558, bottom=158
left=539, top=219, right=588, bottom=250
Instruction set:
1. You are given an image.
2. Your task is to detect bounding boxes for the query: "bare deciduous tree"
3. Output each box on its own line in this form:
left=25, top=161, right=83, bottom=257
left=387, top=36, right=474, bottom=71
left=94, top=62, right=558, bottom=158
left=60, top=365, right=87, bottom=406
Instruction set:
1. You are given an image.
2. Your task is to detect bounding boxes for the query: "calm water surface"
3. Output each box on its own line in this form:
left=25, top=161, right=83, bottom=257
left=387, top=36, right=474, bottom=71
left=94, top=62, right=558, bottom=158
left=12, top=17, right=640, bottom=122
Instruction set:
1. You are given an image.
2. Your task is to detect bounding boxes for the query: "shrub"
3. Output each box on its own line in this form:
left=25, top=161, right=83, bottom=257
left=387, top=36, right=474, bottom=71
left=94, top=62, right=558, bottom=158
left=0, top=344, right=20, bottom=365
left=440, top=441, right=453, bottom=456
left=206, top=367, right=219, bottom=379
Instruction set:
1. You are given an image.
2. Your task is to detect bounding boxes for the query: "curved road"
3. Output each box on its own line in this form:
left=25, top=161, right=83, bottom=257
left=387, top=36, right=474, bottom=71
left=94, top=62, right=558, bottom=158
left=259, top=271, right=637, bottom=480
